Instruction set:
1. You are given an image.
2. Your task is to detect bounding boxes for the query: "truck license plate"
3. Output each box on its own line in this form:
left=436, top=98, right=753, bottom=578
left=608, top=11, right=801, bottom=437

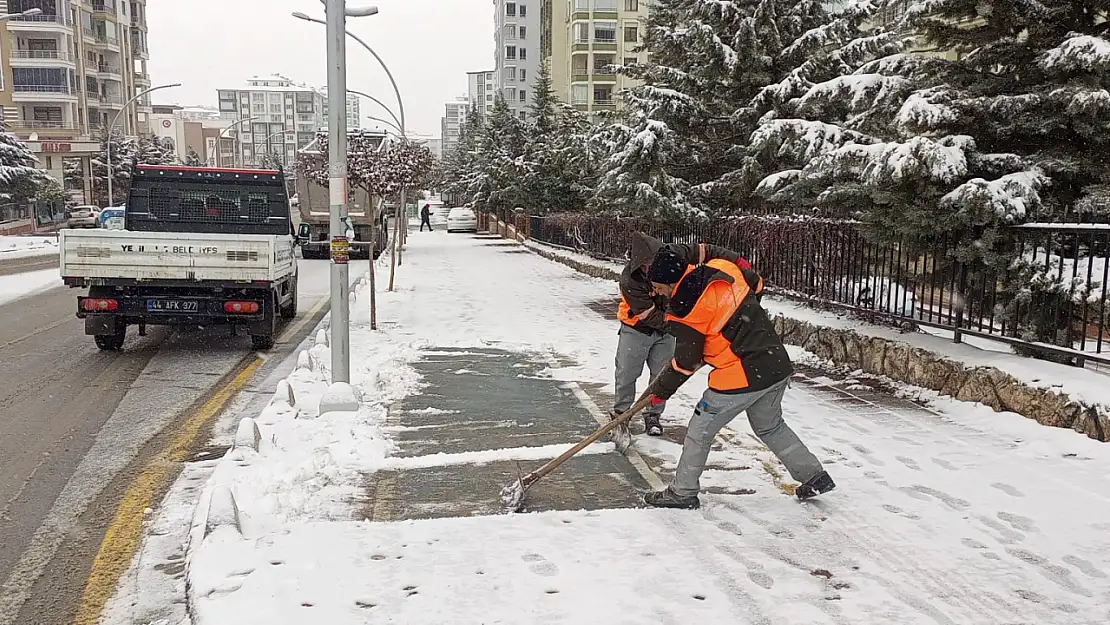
left=146, top=299, right=200, bottom=313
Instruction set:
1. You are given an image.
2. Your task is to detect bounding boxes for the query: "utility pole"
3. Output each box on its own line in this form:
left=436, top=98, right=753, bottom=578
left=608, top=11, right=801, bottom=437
left=325, top=0, right=351, bottom=382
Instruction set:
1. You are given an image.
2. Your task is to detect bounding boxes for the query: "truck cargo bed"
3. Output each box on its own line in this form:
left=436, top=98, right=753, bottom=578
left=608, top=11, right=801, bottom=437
left=59, top=229, right=295, bottom=283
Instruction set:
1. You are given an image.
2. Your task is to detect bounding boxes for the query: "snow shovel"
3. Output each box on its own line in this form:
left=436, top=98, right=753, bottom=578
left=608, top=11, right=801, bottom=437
left=500, top=391, right=655, bottom=512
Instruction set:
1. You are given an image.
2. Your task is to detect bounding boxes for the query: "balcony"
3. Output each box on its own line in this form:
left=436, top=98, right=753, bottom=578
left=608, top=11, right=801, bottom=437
left=94, top=32, right=120, bottom=46
left=6, top=120, right=81, bottom=136
left=8, top=50, right=74, bottom=65
left=6, top=13, right=71, bottom=30
left=12, top=85, right=77, bottom=101
left=96, top=63, right=123, bottom=77
left=91, top=1, right=116, bottom=14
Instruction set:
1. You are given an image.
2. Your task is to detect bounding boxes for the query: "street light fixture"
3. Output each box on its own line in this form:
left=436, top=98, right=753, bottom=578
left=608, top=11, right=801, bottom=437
left=106, top=82, right=181, bottom=207
left=0, top=8, right=43, bottom=20
left=290, top=2, right=379, bottom=384
left=365, top=115, right=402, bottom=135
left=348, top=89, right=402, bottom=133
left=211, top=116, right=260, bottom=167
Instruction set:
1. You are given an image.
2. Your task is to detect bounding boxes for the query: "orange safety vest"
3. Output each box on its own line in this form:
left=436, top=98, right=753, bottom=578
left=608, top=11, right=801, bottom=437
left=664, top=258, right=765, bottom=392
left=617, top=294, right=656, bottom=327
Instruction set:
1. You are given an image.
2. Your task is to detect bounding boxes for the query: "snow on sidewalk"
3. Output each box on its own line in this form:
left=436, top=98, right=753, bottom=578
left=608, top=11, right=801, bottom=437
left=0, top=268, right=62, bottom=306
left=184, top=232, right=1110, bottom=625
left=0, top=234, right=58, bottom=260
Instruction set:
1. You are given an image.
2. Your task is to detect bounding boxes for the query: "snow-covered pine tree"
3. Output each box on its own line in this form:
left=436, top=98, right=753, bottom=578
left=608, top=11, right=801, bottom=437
left=183, top=148, right=203, bottom=167
left=138, top=135, right=178, bottom=166
left=442, top=106, right=485, bottom=207
left=89, top=128, right=138, bottom=206
left=474, top=96, right=526, bottom=216
left=0, top=120, right=51, bottom=203
left=521, top=61, right=594, bottom=214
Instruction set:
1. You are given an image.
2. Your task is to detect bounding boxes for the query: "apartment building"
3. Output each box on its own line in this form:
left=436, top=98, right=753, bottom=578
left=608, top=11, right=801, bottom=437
left=440, top=96, right=468, bottom=156
left=1, top=0, right=151, bottom=201
left=467, top=69, right=495, bottom=117
left=493, top=0, right=539, bottom=121
left=549, top=0, right=647, bottom=118
left=217, top=74, right=336, bottom=168
left=150, top=103, right=232, bottom=165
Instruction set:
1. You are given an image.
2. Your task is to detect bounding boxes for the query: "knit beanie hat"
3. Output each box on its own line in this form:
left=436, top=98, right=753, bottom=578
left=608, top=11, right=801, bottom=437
left=649, top=248, right=687, bottom=284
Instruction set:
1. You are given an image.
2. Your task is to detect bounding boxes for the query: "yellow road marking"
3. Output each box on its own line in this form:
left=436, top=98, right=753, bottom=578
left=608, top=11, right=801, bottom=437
left=73, top=357, right=262, bottom=625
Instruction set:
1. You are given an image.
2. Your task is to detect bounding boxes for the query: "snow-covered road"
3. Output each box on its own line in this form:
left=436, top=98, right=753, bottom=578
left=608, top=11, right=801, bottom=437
left=129, top=231, right=1110, bottom=625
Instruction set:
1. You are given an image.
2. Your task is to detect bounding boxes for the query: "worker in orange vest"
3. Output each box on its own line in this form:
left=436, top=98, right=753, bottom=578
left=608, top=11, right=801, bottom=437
left=640, top=247, right=834, bottom=509
left=615, top=232, right=749, bottom=436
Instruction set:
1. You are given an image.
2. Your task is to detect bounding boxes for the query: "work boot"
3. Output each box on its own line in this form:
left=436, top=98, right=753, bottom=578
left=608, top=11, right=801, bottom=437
left=643, top=487, right=700, bottom=510
left=795, top=471, right=836, bottom=501
left=644, top=414, right=663, bottom=437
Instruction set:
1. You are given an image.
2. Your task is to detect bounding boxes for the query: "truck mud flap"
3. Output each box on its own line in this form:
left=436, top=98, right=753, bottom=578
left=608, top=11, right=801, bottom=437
left=85, top=315, right=121, bottom=336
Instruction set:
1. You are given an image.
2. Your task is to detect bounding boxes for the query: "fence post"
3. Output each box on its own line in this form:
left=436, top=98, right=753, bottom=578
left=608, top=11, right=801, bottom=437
left=953, top=261, right=967, bottom=345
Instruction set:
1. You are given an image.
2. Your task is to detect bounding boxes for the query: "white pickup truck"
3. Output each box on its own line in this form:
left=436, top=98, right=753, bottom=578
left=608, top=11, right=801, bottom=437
left=60, top=165, right=299, bottom=351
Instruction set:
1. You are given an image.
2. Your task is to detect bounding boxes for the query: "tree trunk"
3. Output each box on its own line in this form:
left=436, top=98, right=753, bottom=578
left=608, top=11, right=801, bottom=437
left=388, top=190, right=403, bottom=291
left=369, top=204, right=379, bottom=330
left=398, top=187, right=407, bottom=266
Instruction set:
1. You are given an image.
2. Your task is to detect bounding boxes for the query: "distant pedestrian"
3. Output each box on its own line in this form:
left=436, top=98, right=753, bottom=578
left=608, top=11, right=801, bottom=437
left=613, top=232, right=750, bottom=437
left=420, top=204, right=433, bottom=231
left=640, top=246, right=834, bottom=509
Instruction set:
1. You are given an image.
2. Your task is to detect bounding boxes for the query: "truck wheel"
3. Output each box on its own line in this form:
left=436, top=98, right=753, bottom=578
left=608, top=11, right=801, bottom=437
left=280, top=277, right=298, bottom=319
left=250, top=292, right=277, bottom=350
left=94, top=321, right=126, bottom=351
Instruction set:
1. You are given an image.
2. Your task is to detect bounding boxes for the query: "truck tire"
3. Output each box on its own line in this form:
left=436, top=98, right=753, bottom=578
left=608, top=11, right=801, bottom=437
left=250, top=291, right=277, bottom=350
left=280, top=276, right=298, bottom=319
left=94, top=321, right=127, bottom=351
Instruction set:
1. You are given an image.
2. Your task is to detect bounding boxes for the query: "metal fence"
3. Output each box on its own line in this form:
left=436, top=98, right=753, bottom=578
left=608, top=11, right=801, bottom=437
left=529, top=215, right=1110, bottom=366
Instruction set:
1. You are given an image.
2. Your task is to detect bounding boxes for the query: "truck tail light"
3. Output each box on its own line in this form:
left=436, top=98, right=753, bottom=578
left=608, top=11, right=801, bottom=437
left=82, top=298, right=118, bottom=312
left=224, top=301, right=260, bottom=314
left=89, top=212, right=96, bottom=218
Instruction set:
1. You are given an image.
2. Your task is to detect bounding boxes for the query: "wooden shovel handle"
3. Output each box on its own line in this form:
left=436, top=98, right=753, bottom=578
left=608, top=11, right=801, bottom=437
left=522, top=392, right=655, bottom=486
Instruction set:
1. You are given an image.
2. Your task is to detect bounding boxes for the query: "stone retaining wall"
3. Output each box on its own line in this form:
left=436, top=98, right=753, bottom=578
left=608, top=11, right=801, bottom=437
left=520, top=240, right=1110, bottom=442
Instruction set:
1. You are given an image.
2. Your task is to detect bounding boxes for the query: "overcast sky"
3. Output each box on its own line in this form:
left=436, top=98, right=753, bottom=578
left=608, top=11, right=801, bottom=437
left=147, top=0, right=493, bottom=138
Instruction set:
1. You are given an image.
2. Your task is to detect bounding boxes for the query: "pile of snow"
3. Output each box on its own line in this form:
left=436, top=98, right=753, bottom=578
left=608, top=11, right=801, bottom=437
left=0, top=234, right=58, bottom=260
left=0, top=268, right=62, bottom=306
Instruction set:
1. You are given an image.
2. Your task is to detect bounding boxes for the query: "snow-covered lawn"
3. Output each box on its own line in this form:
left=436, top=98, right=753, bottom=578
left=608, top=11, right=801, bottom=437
left=152, top=232, right=1110, bottom=625
left=0, top=234, right=58, bottom=260
left=0, top=268, right=62, bottom=306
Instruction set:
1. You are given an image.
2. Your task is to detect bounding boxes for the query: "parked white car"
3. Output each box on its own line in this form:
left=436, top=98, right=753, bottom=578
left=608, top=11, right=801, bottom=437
left=446, top=207, right=478, bottom=233
left=67, top=206, right=101, bottom=229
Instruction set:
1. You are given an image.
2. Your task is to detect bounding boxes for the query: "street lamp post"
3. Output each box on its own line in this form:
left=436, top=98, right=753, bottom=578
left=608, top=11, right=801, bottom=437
left=106, top=82, right=180, bottom=207
left=211, top=116, right=259, bottom=167
left=0, top=7, right=42, bottom=20
left=291, top=2, right=379, bottom=384
left=292, top=13, right=410, bottom=280
left=347, top=89, right=402, bottom=133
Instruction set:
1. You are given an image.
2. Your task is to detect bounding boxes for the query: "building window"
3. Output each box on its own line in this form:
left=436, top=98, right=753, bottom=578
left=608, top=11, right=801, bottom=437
left=486, top=72, right=493, bottom=80
left=573, top=22, right=590, bottom=43
left=596, top=0, right=617, bottom=10
left=594, top=21, right=616, bottom=42
left=253, top=103, right=265, bottom=113
left=520, top=90, right=527, bottom=102
left=505, top=67, right=517, bottom=81
left=519, top=48, right=527, bottom=60
left=624, top=56, right=637, bottom=66
left=594, top=86, right=613, bottom=104
left=520, top=4, right=526, bottom=17
left=504, top=24, right=516, bottom=39
left=487, top=94, right=493, bottom=101
left=624, top=25, right=638, bottom=42
left=505, top=46, right=516, bottom=60
left=625, top=0, right=638, bottom=10
left=519, top=111, right=526, bottom=121
left=572, top=84, right=588, bottom=105
left=506, top=2, right=515, bottom=17
left=575, top=0, right=589, bottom=9
left=520, top=69, right=527, bottom=82
left=519, top=26, right=526, bottom=39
